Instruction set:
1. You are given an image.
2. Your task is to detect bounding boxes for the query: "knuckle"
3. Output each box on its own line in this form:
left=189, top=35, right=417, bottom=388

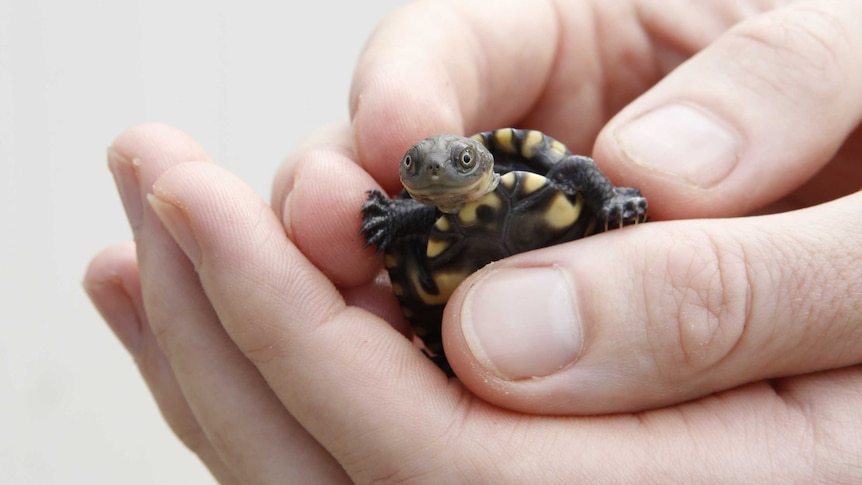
left=645, top=230, right=752, bottom=377
left=723, top=7, right=849, bottom=103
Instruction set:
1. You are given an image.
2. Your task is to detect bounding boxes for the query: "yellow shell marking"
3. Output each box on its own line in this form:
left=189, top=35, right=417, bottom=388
left=550, top=140, right=567, bottom=155
left=434, top=217, right=450, bottom=232
left=544, top=193, right=584, bottom=229
left=409, top=268, right=470, bottom=305
left=391, top=282, right=405, bottom=296
left=520, top=172, right=548, bottom=195
left=520, top=130, right=544, bottom=159
left=499, top=171, right=516, bottom=190
left=493, top=129, right=516, bottom=153
left=426, top=237, right=451, bottom=258
left=457, top=191, right=503, bottom=226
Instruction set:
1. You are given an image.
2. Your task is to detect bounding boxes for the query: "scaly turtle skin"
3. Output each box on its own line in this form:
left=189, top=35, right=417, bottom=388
left=361, top=128, right=647, bottom=375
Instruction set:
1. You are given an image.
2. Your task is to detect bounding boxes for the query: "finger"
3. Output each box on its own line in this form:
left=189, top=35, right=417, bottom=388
left=148, top=161, right=862, bottom=482
left=271, top=124, right=411, bottom=332
left=350, top=1, right=769, bottom=192
left=83, top=243, right=237, bottom=484
left=444, top=191, right=862, bottom=415
left=595, top=1, right=862, bottom=219
left=150, top=161, right=471, bottom=483
left=271, top=123, right=382, bottom=288
left=109, top=124, right=348, bottom=483
left=350, top=0, right=560, bottom=190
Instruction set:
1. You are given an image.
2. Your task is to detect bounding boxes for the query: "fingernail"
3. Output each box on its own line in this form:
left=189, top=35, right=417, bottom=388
left=107, top=147, right=143, bottom=229
left=615, top=103, right=742, bottom=188
left=146, top=193, right=201, bottom=265
left=462, top=267, right=583, bottom=380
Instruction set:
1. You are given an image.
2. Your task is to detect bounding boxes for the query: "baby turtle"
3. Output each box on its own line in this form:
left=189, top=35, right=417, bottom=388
left=361, top=128, right=647, bottom=375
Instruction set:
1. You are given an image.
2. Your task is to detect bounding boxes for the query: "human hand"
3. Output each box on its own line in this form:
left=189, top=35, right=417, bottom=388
left=282, top=0, right=862, bottom=478
left=329, top=0, right=862, bottom=410
left=85, top=0, right=862, bottom=482
left=84, top=125, right=353, bottom=484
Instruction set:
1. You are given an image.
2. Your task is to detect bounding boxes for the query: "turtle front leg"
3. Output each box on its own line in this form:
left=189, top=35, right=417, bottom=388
left=360, top=190, right=440, bottom=252
left=546, top=155, right=648, bottom=228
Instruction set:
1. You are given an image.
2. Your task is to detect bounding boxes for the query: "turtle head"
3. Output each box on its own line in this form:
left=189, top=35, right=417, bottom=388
left=399, top=134, right=499, bottom=214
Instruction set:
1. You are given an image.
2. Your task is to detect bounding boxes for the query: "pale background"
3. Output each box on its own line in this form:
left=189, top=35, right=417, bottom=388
left=0, top=0, right=411, bottom=483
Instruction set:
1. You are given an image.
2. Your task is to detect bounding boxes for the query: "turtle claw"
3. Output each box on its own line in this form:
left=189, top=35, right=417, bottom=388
left=360, top=190, right=441, bottom=253
left=600, top=187, right=648, bottom=230
left=360, top=190, right=396, bottom=252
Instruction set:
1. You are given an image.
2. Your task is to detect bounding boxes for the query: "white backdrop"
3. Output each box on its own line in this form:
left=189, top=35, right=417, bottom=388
left=0, top=0, right=411, bottom=482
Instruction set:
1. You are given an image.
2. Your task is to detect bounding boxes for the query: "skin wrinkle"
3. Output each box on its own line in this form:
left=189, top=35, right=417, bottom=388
left=724, top=9, right=846, bottom=111
left=350, top=387, right=460, bottom=484
left=815, top=238, right=862, bottom=364
left=655, top=235, right=703, bottom=373
left=770, top=216, right=852, bottom=368
left=704, top=230, right=749, bottom=368
left=468, top=415, right=537, bottom=482
left=737, top=235, right=758, bottom=368
left=790, top=236, right=826, bottom=350
left=649, top=229, right=749, bottom=381
left=782, top=5, right=850, bottom=77
left=699, top=389, right=786, bottom=481
left=709, top=229, right=756, bottom=376
left=639, top=236, right=666, bottom=383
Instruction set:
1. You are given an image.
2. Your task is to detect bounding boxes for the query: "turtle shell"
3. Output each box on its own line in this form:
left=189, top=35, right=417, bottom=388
left=388, top=170, right=598, bottom=355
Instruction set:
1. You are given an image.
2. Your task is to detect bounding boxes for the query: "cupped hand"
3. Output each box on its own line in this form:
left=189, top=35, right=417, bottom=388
left=85, top=0, right=862, bottom=482
left=85, top=125, right=352, bottom=483
left=288, top=0, right=862, bottom=413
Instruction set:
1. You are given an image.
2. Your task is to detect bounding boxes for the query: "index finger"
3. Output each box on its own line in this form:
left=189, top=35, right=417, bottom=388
left=350, top=0, right=559, bottom=191
left=348, top=1, right=770, bottom=193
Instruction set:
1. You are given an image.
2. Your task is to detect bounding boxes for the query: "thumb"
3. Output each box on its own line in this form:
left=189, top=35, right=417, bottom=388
left=593, top=1, right=862, bottom=219
left=443, top=192, right=862, bottom=415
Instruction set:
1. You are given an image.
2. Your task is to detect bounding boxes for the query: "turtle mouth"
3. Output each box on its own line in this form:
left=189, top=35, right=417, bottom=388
left=404, top=171, right=500, bottom=213
left=406, top=176, right=480, bottom=195
left=404, top=171, right=491, bottom=199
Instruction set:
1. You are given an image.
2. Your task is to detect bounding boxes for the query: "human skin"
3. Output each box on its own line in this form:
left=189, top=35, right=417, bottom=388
left=85, top=0, right=862, bottom=482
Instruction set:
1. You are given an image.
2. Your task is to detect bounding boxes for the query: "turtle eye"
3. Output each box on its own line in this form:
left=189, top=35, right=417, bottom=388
left=457, top=148, right=475, bottom=170
left=402, top=154, right=417, bottom=175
